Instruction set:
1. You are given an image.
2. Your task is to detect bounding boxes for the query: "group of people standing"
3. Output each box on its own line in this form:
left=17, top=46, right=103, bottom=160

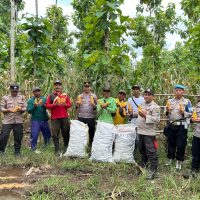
left=0, top=80, right=199, bottom=180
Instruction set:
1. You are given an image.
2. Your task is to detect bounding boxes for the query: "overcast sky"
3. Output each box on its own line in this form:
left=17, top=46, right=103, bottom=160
left=21, top=0, right=183, bottom=57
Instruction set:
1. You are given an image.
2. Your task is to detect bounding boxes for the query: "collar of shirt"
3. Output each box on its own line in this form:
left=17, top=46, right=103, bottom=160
left=172, top=97, right=184, bottom=103
left=8, top=94, right=20, bottom=98
left=53, top=91, right=62, bottom=96
left=144, top=101, right=153, bottom=106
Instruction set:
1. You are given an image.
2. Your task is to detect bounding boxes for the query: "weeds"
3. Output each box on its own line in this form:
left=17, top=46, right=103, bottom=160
left=1, top=140, right=200, bottom=200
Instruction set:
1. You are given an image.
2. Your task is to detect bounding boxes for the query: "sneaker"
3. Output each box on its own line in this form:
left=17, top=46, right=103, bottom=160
left=176, top=160, right=182, bottom=170
left=34, top=149, right=41, bottom=154
left=165, top=159, right=173, bottom=166
left=146, top=170, right=157, bottom=180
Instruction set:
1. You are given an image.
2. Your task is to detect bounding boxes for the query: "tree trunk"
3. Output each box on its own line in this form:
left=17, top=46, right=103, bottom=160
left=35, top=0, right=38, bottom=18
left=10, top=0, right=16, bottom=82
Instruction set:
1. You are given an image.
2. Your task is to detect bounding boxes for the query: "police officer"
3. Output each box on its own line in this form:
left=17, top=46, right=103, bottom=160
left=137, top=89, right=160, bottom=180
left=183, top=97, right=200, bottom=178
left=76, top=82, right=97, bottom=147
left=165, top=84, right=192, bottom=170
left=0, top=83, right=27, bottom=156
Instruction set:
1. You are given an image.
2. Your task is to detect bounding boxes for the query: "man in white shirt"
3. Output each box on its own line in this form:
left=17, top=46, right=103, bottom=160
left=128, top=85, right=145, bottom=150
left=128, top=85, right=144, bottom=125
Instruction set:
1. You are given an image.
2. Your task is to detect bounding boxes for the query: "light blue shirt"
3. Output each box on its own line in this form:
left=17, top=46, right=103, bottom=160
left=128, top=96, right=144, bottom=113
left=128, top=96, right=145, bottom=125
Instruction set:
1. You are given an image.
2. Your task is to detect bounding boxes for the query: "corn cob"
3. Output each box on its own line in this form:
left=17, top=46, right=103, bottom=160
left=192, top=110, right=197, bottom=120
left=166, top=100, right=170, bottom=108
left=138, top=105, right=142, bottom=112
left=179, top=102, right=184, bottom=111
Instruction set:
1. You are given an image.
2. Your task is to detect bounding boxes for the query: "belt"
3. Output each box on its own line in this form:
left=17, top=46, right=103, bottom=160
left=170, top=121, right=185, bottom=126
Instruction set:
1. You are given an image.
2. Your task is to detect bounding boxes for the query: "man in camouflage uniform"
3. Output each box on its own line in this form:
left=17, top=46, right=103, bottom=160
left=0, top=84, right=27, bottom=156
left=137, top=89, right=160, bottom=180
left=165, top=84, right=192, bottom=170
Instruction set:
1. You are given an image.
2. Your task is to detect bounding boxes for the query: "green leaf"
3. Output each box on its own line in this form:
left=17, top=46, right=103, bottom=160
left=83, top=53, right=91, bottom=59
left=106, top=2, right=116, bottom=10
left=96, top=11, right=105, bottom=18
left=110, top=13, right=117, bottom=20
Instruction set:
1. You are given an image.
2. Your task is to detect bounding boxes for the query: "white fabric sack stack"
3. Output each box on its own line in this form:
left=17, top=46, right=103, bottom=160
left=90, top=121, right=116, bottom=163
left=64, top=120, right=89, bottom=158
left=113, top=124, right=136, bottom=163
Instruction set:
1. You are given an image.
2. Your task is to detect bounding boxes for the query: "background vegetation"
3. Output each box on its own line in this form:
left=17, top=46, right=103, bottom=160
left=0, top=0, right=199, bottom=100
left=0, top=1, right=200, bottom=199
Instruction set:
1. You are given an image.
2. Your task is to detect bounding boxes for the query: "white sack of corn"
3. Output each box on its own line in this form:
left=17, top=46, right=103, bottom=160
left=90, top=121, right=115, bottom=163
left=64, top=120, right=89, bottom=158
left=113, top=124, right=136, bottom=163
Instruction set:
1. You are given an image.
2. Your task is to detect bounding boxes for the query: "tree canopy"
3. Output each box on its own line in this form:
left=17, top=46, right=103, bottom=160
left=0, top=0, right=199, bottom=95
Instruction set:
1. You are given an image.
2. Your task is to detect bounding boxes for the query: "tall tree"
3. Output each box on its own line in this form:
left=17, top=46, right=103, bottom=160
left=131, top=1, right=178, bottom=89
left=73, top=0, right=135, bottom=90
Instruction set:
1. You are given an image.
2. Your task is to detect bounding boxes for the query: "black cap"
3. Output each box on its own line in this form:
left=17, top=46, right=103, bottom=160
left=118, top=90, right=126, bottom=95
left=84, top=81, right=90, bottom=86
left=132, top=85, right=140, bottom=90
left=54, top=80, right=62, bottom=85
left=32, top=87, right=41, bottom=92
left=10, top=83, right=19, bottom=92
left=103, top=87, right=111, bottom=92
left=144, top=88, right=154, bottom=95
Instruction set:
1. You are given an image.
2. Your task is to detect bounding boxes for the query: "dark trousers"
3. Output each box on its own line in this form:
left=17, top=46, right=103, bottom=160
left=192, top=136, right=200, bottom=171
left=138, top=134, right=158, bottom=171
left=167, top=125, right=187, bottom=161
left=51, top=118, right=70, bottom=152
left=78, top=117, right=96, bottom=146
left=0, top=124, right=23, bottom=153
left=30, top=120, right=51, bottom=150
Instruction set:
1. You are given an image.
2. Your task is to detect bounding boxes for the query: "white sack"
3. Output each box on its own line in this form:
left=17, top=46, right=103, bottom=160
left=90, top=121, right=115, bottom=163
left=113, top=124, right=136, bottom=163
left=64, top=120, right=89, bottom=158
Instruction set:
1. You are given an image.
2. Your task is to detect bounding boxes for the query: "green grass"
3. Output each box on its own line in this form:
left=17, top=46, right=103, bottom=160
left=1, top=136, right=200, bottom=200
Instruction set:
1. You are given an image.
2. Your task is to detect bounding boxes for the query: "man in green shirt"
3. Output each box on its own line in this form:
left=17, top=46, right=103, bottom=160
left=97, top=87, right=117, bottom=123
left=27, top=87, right=51, bottom=153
